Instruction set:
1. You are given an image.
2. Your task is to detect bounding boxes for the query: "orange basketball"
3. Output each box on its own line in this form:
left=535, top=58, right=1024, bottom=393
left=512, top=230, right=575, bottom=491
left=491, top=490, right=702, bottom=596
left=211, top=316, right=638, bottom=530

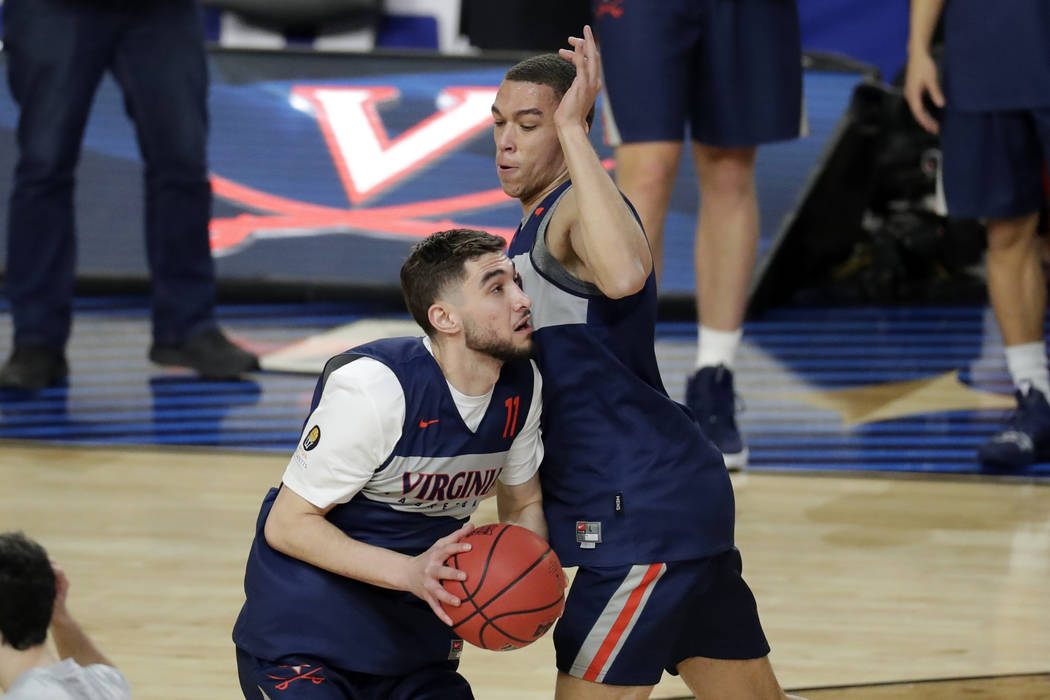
left=441, top=523, right=566, bottom=651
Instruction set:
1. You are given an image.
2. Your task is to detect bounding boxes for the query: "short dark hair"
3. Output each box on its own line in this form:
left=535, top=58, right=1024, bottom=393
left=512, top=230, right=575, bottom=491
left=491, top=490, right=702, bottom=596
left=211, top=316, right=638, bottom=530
left=0, top=532, right=55, bottom=651
left=505, top=53, right=595, bottom=127
left=401, top=229, right=508, bottom=335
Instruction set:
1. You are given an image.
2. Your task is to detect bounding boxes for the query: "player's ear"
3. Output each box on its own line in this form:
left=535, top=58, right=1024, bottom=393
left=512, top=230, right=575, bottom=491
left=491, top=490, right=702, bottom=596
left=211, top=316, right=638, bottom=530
left=428, top=302, right=459, bottom=336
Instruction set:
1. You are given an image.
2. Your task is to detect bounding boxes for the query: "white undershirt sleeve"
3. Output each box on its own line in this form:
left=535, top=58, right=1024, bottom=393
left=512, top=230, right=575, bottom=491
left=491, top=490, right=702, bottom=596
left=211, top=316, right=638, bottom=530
left=281, top=358, right=405, bottom=509
left=500, top=361, right=544, bottom=486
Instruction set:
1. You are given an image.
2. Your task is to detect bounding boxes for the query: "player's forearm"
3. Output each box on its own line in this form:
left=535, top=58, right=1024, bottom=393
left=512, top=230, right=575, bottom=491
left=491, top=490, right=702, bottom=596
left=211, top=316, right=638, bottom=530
left=557, top=123, right=652, bottom=298
left=50, top=609, right=115, bottom=668
left=264, top=505, right=414, bottom=592
left=908, top=0, right=946, bottom=55
left=496, top=478, right=548, bottom=540
left=502, top=501, right=548, bottom=541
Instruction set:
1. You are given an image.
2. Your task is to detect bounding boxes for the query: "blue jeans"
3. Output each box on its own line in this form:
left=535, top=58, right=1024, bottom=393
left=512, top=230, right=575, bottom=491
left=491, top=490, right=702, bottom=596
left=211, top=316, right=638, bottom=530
left=3, top=0, right=216, bottom=348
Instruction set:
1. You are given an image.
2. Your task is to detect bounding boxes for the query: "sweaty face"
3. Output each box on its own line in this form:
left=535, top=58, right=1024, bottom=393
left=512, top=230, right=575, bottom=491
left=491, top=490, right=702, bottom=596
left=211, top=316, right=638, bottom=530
left=492, top=81, right=567, bottom=210
left=456, top=252, right=533, bottom=363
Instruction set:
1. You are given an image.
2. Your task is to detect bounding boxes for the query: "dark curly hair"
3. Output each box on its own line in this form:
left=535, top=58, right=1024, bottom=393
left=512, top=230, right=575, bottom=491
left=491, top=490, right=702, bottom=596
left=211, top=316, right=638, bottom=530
left=0, top=532, right=55, bottom=650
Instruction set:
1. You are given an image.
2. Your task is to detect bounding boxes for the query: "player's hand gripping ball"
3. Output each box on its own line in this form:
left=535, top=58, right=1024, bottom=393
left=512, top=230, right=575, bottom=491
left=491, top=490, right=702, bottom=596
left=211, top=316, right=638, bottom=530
left=441, top=523, right=566, bottom=650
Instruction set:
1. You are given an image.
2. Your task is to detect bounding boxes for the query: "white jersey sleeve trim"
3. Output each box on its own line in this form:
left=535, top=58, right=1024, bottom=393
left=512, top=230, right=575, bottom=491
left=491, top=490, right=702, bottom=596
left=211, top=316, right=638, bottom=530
left=499, top=360, right=544, bottom=486
left=282, top=357, right=405, bottom=508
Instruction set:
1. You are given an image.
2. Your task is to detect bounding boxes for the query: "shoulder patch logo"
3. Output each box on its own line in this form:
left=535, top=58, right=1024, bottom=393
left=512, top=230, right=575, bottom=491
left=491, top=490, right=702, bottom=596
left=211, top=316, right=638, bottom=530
left=302, top=425, right=321, bottom=451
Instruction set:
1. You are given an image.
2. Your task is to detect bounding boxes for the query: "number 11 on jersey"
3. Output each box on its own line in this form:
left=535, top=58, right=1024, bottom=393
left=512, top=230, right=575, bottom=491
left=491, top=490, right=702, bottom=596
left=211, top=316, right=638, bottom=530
left=503, top=396, right=520, bottom=438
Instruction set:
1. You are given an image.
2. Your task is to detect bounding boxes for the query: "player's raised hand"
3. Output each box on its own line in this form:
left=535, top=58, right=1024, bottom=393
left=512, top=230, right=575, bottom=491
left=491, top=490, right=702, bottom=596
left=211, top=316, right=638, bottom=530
left=50, top=559, right=72, bottom=622
left=904, top=49, right=945, bottom=134
left=555, top=25, right=601, bottom=130
left=407, top=522, right=474, bottom=626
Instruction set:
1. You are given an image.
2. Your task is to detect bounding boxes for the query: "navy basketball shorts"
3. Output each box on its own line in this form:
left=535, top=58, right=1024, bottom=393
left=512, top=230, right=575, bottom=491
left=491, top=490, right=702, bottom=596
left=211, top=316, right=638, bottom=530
left=554, top=548, right=770, bottom=687
left=940, top=107, right=1050, bottom=219
left=594, top=0, right=804, bottom=148
left=235, top=649, right=474, bottom=700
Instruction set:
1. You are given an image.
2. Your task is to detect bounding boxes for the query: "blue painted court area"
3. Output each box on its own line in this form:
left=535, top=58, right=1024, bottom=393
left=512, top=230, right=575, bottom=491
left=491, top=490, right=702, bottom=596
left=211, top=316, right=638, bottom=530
left=0, top=297, right=1047, bottom=479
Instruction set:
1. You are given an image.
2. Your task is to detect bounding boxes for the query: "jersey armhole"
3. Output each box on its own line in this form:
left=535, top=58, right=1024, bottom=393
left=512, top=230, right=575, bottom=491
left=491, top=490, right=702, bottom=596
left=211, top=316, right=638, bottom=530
left=534, top=186, right=604, bottom=296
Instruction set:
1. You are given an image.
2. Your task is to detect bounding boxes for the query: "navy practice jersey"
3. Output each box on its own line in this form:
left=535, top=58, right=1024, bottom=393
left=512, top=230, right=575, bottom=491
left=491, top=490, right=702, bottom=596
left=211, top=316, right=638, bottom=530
left=944, top=0, right=1050, bottom=111
left=233, top=337, right=536, bottom=674
left=507, top=181, right=735, bottom=567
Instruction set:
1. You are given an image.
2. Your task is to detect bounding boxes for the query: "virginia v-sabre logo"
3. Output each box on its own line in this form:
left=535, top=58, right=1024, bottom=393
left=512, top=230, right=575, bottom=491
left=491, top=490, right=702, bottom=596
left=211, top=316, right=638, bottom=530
left=208, top=79, right=515, bottom=255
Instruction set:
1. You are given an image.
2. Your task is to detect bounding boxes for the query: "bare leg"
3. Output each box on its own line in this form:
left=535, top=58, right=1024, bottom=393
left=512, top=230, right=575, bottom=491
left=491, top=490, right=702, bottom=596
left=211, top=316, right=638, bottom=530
left=985, top=213, right=1044, bottom=346
left=612, top=141, right=684, bottom=281
left=678, top=656, right=805, bottom=700
left=692, top=144, right=759, bottom=333
left=976, top=213, right=1050, bottom=467
left=555, top=671, right=654, bottom=700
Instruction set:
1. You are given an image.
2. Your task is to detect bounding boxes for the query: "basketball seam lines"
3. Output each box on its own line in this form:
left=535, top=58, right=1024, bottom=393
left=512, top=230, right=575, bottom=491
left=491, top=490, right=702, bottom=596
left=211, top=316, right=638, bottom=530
left=455, top=548, right=551, bottom=624
left=448, top=528, right=561, bottom=648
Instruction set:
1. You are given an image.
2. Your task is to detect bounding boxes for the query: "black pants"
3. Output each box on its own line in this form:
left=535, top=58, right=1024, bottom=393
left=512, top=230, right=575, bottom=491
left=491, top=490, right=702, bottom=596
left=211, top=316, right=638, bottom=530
left=3, top=0, right=216, bottom=348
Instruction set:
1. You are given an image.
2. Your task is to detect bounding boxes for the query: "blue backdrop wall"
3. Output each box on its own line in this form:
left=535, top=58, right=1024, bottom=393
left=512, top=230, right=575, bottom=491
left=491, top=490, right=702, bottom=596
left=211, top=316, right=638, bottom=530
left=798, top=0, right=909, bottom=82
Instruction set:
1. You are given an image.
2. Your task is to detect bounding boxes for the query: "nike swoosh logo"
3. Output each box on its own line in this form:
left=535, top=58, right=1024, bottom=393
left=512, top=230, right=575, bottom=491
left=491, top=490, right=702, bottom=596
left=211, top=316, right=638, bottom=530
left=419, top=419, right=440, bottom=428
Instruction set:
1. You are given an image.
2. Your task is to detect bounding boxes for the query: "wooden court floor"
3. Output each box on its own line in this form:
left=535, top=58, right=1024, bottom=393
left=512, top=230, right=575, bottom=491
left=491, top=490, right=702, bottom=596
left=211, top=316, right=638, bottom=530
left=1, top=443, right=1046, bottom=699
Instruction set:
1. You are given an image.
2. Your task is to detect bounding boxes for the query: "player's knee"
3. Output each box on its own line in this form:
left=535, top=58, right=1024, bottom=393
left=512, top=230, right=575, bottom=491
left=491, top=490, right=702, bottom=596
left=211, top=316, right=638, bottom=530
left=985, top=214, right=1040, bottom=251
left=622, top=156, right=679, bottom=195
left=697, top=155, right=756, bottom=200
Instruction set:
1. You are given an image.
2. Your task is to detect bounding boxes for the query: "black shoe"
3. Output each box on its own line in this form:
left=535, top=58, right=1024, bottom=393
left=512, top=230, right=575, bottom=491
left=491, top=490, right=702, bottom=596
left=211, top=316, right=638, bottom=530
left=977, top=384, right=1050, bottom=469
left=149, top=328, right=258, bottom=379
left=685, top=365, right=748, bottom=471
left=0, top=346, right=69, bottom=391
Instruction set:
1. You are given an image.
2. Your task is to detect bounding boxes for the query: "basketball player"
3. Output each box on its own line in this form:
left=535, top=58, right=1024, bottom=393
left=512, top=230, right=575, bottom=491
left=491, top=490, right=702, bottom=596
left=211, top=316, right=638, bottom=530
left=593, top=0, right=804, bottom=470
left=233, top=229, right=546, bottom=700
left=494, top=28, right=802, bottom=699
left=906, top=0, right=1050, bottom=469
left=0, top=532, right=131, bottom=699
